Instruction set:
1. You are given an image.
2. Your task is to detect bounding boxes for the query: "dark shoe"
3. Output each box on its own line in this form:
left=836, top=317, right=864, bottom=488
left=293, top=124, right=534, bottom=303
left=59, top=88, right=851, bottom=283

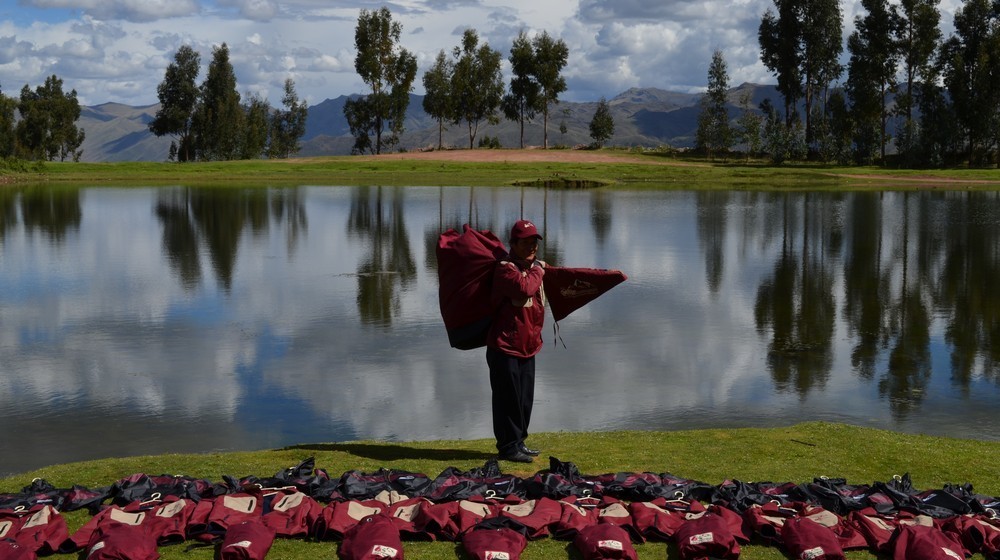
left=499, top=449, right=534, bottom=463
left=519, top=443, right=540, bottom=457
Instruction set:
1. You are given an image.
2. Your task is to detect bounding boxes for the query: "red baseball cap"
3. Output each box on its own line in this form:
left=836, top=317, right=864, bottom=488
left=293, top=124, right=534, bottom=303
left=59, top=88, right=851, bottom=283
left=510, top=219, right=542, bottom=240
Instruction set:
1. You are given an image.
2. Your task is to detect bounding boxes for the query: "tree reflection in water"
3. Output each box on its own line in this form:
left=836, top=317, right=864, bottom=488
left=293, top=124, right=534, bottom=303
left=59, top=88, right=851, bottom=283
left=736, top=191, right=1000, bottom=418
left=0, top=187, right=18, bottom=243
left=938, top=192, right=1000, bottom=388
left=348, top=186, right=417, bottom=327
left=753, top=194, right=837, bottom=396
left=15, top=187, right=82, bottom=243
left=880, top=192, right=931, bottom=418
left=155, top=187, right=307, bottom=292
left=696, top=191, right=729, bottom=294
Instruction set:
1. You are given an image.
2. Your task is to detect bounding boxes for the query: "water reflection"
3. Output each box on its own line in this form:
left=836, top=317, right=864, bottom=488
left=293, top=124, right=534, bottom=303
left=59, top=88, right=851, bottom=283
left=2, top=187, right=82, bottom=244
left=591, top=190, right=613, bottom=248
left=753, top=194, right=838, bottom=396
left=2, top=186, right=1000, bottom=476
left=155, top=188, right=307, bottom=291
left=696, top=191, right=728, bottom=294
left=939, top=193, right=1000, bottom=387
left=0, top=188, right=17, bottom=242
left=348, top=186, right=417, bottom=327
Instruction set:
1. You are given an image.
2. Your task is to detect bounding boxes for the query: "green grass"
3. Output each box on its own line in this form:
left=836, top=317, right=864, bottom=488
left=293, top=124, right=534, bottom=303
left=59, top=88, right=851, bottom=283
left=5, top=151, right=1000, bottom=190
left=2, top=422, right=997, bottom=559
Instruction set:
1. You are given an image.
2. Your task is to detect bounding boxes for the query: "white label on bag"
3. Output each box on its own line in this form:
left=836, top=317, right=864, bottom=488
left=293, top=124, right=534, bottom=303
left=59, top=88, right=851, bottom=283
left=598, top=539, right=624, bottom=550
left=943, top=548, right=962, bottom=560
left=801, top=547, right=825, bottom=559
left=225, top=541, right=253, bottom=549
left=690, top=532, right=715, bottom=545
left=485, top=552, right=510, bottom=560
left=371, top=544, right=399, bottom=558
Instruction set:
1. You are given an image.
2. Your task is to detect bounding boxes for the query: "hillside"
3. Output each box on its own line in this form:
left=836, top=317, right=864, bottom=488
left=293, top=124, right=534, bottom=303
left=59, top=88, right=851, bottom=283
left=76, top=85, right=780, bottom=162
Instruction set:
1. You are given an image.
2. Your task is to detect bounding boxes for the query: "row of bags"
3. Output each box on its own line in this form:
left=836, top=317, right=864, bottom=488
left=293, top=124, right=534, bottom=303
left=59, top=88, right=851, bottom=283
left=2, top=483, right=998, bottom=560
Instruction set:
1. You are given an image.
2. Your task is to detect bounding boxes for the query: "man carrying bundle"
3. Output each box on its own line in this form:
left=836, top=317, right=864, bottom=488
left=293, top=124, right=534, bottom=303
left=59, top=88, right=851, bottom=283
left=487, top=219, right=546, bottom=464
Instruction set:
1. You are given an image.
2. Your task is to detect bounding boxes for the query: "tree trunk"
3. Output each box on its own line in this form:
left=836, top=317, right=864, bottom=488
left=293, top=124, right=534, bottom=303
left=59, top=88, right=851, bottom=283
left=879, top=83, right=887, bottom=163
left=543, top=104, right=549, bottom=149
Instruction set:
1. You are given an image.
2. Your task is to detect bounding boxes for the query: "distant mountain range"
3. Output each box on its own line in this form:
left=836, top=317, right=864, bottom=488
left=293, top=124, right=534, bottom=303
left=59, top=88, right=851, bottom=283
left=77, top=84, right=781, bottom=162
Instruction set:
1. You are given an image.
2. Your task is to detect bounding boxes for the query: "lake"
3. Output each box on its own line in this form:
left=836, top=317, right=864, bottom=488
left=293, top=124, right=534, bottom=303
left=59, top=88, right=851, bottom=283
left=2, top=185, right=999, bottom=476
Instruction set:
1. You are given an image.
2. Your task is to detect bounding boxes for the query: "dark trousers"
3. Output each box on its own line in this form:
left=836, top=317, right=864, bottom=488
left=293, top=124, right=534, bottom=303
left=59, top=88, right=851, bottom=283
left=486, top=346, right=536, bottom=454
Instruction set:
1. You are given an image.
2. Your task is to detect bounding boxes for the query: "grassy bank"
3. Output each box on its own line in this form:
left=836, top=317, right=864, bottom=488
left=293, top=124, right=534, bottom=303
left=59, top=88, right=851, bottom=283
left=6, top=151, right=1000, bottom=189
left=2, top=422, right=997, bottom=559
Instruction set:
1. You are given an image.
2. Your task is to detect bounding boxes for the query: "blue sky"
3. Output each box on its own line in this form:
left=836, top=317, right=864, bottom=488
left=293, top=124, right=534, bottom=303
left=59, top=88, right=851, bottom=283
left=1, top=0, right=961, bottom=107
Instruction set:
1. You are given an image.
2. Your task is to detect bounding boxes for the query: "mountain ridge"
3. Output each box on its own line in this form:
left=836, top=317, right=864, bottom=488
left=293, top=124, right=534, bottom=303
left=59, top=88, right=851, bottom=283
left=76, top=84, right=780, bottom=162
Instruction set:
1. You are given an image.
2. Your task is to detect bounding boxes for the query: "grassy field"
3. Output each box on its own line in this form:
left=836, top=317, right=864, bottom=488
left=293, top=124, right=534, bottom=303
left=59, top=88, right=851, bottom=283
left=5, top=150, right=1000, bottom=189
left=2, top=422, right=997, bottom=559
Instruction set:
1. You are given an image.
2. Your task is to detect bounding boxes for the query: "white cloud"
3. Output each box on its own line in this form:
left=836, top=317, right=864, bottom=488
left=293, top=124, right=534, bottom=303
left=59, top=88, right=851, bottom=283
left=0, top=0, right=965, bottom=107
left=0, top=35, right=33, bottom=66
left=24, top=0, right=201, bottom=22
left=217, top=0, right=280, bottom=21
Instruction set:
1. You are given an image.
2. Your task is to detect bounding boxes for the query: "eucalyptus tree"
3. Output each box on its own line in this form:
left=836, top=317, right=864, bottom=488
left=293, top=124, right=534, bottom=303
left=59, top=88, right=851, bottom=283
left=502, top=31, right=540, bottom=149
left=914, top=78, right=961, bottom=167
left=531, top=31, right=569, bottom=149
left=345, top=7, right=417, bottom=155
left=0, top=87, right=15, bottom=158
left=735, top=90, right=764, bottom=161
left=343, top=97, right=376, bottom=155
left=149, top=45, right=201, bottom=162
left=191, top=43, right=244, bottom=161
left=589, top=97, right=615, bottom=147
left=824, top=90, right=854, bottom=165
left=799, top=0, right=843, bottom=147
left=895, top=0, right=941, bottom=129
left=939, top=0, right=1000, bottom=166
left=759, top=0, right=803, bottom=127
left=760, top=98, right=805, bottom=163
left=450, top=29, right=504, bottom=149
left=422, top=50, right=453, bottom=150
left=695, top=50, right=733, bottom=159
left=846, top=0, right=900, bottom=163
left=241, top=93, right=271, bottom=159
left=269, top=78, right=308, bottom=158
left=759, top=0, right=843, bottom=146
left=16, top=75, right=85, bottom=162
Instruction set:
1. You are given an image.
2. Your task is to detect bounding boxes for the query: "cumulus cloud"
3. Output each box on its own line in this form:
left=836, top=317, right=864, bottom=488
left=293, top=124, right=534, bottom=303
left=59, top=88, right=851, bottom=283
left=0, top=36, right=34, bottom=66
left=215, top=0, right=280, bottom=21
left=70, top=19, right=127, bottom=43
left=578, top=0, right=702, bottom=21
left=24, top=0, right=201, bottom=22
left=2, top=0, right=968, bottom=107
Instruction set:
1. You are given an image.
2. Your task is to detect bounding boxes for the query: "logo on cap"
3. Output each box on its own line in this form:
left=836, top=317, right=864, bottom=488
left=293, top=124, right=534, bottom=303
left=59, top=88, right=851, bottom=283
left=511, top=219, right=542, bottom=240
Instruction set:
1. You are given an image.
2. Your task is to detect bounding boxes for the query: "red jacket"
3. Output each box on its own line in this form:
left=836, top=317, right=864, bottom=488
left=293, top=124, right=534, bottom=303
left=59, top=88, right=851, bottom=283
left=487, top=257, right=545, bottom=358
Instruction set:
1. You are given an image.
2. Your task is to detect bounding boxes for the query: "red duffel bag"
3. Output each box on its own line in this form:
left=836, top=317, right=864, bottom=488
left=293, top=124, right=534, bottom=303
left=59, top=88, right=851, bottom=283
left=437, top=225, right=507, bottom=350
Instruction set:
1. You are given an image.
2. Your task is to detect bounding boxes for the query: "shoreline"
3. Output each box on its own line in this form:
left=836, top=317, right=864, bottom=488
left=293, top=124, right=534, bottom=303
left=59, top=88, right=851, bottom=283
left=3, top=149, right=999, bottom=188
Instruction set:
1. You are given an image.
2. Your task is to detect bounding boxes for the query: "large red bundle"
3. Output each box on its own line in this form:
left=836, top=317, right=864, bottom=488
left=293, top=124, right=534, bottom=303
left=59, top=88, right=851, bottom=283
left=436, top=225, right=507, bottom=350
left=543, top=267, right=628, bottom=322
